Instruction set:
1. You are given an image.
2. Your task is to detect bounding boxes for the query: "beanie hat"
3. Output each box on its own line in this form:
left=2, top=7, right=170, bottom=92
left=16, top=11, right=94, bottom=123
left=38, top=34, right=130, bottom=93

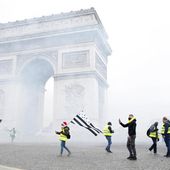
left=108, top=122, right=112, bottom=125
left=61, top=121, right=68, bottom=127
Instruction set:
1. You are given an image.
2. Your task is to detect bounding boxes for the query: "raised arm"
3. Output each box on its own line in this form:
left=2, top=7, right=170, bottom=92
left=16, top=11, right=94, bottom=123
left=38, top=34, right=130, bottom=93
left=119, top=119, right=129, bottom=128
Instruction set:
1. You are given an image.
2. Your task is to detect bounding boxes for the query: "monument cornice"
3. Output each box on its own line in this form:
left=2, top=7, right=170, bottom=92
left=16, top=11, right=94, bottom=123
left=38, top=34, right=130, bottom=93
left=53, top=70, right=108, bottom=87
left=0, top=8, right=108, bottom=41
left=0, top=29, right=111, bottom=57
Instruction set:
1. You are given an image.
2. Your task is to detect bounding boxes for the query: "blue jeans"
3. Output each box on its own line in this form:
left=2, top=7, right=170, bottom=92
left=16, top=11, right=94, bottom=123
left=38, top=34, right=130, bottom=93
left=105, top=136, right=112, bottom=151
left=60, top=141, right=70, bottom=155
left=164, top=136, right=170, bottom=156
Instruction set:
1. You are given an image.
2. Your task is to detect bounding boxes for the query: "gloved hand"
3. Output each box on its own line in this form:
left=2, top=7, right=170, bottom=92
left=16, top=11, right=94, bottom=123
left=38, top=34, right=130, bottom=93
left=55, top=131, right=60, bottom=135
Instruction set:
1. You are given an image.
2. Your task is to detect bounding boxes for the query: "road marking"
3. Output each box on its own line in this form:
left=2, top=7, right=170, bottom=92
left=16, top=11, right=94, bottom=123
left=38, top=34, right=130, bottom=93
left=0, top=165, right=23, bottom=170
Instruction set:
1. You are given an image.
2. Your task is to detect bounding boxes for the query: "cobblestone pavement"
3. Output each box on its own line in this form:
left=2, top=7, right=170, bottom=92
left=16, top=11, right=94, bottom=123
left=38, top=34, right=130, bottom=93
left=0, top=143, right=170, bottom=170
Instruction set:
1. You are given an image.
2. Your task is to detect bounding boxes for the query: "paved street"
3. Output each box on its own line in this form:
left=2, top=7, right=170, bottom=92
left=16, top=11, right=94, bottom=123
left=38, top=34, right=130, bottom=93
left=0, top=143, right=170, bottom=170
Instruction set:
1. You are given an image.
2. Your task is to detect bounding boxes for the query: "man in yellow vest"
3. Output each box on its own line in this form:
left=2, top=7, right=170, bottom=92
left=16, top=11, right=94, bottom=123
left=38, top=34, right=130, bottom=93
left=147, top=122, right=159, bottom=154
left=103, top=122, right=114, bottom=153
left=55, top=121, right=71, bottom=156
left=119, top=114, right=137, bottom=160
left=161, top=117, right=170, bottom=157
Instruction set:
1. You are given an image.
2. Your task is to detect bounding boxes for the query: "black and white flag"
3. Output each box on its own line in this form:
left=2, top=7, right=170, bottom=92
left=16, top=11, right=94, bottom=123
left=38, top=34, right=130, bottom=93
left=70, top=111, right=102, bottom=136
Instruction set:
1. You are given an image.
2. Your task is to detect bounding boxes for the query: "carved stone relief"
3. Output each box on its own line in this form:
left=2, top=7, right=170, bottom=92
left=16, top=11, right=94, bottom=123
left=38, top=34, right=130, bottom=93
left=64, top=84, right=85, bottom=114
left=16, top=52, right=57, bottom=74
left=0, top=14, right=97, bottom=40
left=0, top=59, right=13, bottom=75
left=62, top=50, right=90, bottom=69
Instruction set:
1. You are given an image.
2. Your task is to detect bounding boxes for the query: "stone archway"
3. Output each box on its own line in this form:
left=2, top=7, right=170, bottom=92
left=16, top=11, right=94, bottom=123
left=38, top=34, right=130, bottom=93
left=0, top=8, right=111, bottom=140
left=17, top=58, right=54, bottom=134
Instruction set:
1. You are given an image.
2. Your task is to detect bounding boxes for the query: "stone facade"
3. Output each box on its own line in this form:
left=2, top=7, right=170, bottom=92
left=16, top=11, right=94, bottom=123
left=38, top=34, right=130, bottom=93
left=0, top=8, right=111, bottom=139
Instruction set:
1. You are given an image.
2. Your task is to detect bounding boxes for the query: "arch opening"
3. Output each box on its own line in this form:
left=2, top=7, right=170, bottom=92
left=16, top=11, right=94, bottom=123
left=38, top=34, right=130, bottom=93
left=43, top=77, right=54, bottom=128
left=17, top=58, right=54, bottom=134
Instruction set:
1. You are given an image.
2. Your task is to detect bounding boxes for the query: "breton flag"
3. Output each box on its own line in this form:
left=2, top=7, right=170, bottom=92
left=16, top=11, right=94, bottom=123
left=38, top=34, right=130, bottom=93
left=70, top=111, right=102, bottom=136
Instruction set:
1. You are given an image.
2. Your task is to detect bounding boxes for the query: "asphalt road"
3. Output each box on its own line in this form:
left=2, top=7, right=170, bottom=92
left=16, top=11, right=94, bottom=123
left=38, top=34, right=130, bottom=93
left=0, top=143, right=169, bottom=170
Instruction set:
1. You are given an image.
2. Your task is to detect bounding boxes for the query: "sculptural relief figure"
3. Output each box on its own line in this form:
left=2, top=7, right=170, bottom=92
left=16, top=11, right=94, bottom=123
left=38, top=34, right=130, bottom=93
left=64, top=84, right=85, bottom=114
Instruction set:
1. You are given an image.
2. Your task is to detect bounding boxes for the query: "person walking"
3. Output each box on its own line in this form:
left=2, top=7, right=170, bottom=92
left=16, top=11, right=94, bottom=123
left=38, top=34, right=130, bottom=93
left=103, top=122, right=114, bottom=153
left=147, top=122, right=159, bottom=154
left=55, top=121, right=71, bottom=157
left=9, top=128, right=16, bottom=143
left=119, top=114, right=137, bottom=160
left=161, top=117, right=170, bottom=157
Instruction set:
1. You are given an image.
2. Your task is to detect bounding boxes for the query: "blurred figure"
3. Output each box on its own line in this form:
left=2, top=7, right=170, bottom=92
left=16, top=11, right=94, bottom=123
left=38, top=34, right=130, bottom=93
left=147, top=122, right=159, bottom=154
left=55, top=121, right=71, bottom=157
left=103, top=122, right=114, bottom=153
left=161, top=117, right=170, bottom=157
left=119, top=114, right=137, bottom=160
left=9, top=128, right=16, bottom=143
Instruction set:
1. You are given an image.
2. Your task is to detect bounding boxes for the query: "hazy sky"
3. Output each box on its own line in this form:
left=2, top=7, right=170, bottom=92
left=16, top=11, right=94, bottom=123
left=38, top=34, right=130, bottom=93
left=0, top=0, right=170, bottom=138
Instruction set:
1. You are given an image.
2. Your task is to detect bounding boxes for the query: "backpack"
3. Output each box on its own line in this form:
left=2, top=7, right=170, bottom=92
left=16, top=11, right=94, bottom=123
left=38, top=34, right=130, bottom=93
left=67, top=134, right=71, bottom=139
left=146, top=125, right=155, bottom=137
left=64, top=127, right=71, bottom=139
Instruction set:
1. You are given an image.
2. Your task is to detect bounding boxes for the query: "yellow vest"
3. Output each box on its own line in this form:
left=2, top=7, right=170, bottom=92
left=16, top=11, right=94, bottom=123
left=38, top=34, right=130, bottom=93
left=149, top=131, right=159, bottom=138
left=167, top=127, right=170, bottom=134
left=161, top=124, right=165, bottom=135
left=103, top=125, right=112, bottom=136
left=59, top=128, right=68, bottom=141
left=161, top=123, right=170, bottom=135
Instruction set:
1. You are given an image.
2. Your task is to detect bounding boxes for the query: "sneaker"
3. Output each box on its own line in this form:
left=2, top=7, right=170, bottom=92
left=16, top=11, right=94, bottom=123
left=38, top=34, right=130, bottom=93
left=130, top=156, right=137, bottom=160
left=107, top=150, right=112, bottom=153
left=127, top=156, right=133, bottom=160
left=105, top=148, right=108, bottom=151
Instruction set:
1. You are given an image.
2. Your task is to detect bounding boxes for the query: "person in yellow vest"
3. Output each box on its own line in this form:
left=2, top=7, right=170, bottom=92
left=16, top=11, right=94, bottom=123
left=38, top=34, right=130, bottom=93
left=147, top=122, right=159, bottom=154
left=103, top=122, right=114, bottom=153
left=119, top=114, right=137, bottom=160
left=161, top=117, right=170, bottom=157
left=55, top=121, right=71, bottom=156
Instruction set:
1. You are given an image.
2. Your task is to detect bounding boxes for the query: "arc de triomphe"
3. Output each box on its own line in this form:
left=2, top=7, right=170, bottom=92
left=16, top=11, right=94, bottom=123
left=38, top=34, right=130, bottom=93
left=0, top=8, right=111, bottom=138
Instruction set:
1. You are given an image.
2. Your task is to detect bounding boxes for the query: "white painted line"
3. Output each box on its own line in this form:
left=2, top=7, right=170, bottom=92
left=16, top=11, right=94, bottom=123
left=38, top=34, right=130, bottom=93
left=0, top=165, right=23, bottom=170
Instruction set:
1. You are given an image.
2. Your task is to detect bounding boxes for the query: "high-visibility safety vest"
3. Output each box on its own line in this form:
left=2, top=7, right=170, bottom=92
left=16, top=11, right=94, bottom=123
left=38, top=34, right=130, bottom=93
left=161, top=123, right=165, bottom=135
left=149, top=129, right=159, bottom=139
left=103, top=125, right=112, bottom=136
left=161, top=123, right=170, bottom=135
left=59, top=128, right=68, bottom=141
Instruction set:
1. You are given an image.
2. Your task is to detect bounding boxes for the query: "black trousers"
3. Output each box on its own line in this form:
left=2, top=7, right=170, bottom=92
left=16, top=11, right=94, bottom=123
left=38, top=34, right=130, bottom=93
left=127, top=135, right=136, bottom=157
left=149, top=138, right=157, bottom=153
